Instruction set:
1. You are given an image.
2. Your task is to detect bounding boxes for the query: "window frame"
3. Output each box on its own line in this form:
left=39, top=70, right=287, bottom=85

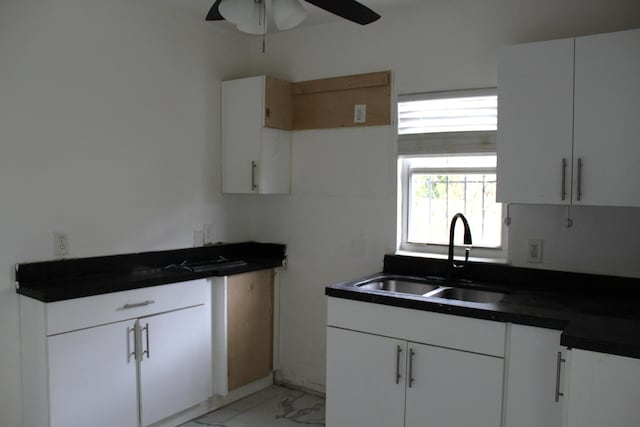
left=396, top=89, right=507, bottom=261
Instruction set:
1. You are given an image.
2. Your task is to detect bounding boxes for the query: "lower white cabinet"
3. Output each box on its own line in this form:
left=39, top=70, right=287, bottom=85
left=405, top=341, right=503, bottom=427
left=326, top=328, right=405, bottom=427
left=504, top=324, right=565, bottom=427
left=563, top=349, right=640, bottom=427
left=326, top=297, right=505, bottom=427
left=139, top=305, right=211, bottom=426
left=48, top=319, right=139, bottom=427
left=20, top=279, right=212, bottom=427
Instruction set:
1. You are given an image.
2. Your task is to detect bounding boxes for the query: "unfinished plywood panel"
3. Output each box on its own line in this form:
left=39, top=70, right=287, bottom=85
left=265, top=77, right=293, bottom=130
left=227, top=269, right=274, bottom=391
left=292, top=71, right=391, bottom=130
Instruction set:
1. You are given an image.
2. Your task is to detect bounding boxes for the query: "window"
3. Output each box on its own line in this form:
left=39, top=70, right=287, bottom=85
left=397, top=90, right=505, bottom=259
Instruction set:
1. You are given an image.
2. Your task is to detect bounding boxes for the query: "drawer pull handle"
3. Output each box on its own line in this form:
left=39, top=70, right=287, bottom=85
left=119, top=300, right=155, bottom=310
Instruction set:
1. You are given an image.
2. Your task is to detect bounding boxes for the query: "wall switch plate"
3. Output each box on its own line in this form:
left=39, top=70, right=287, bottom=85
left=203, top=224, right=214, bottom=245
left=53, top=232, right=69, bottom=257
left=527, top=239, right=543, bottom=263
left=354, top=104, right=367, bottom=123
left=193, top=230, right=204, bottom=247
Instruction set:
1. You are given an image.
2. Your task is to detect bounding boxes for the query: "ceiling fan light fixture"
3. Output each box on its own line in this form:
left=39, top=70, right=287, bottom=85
left=218, top=0, right=256, bottom=25
left=273, top=0, right=307, bottom=31
left=236, top=1, right=267, bottom=35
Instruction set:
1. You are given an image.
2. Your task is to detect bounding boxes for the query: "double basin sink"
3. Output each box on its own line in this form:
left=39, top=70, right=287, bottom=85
left=356, top=276, right=506, bottom=304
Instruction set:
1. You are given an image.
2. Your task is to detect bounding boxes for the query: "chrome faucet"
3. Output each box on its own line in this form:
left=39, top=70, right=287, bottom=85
left=448, top=213, right=473, bottom=274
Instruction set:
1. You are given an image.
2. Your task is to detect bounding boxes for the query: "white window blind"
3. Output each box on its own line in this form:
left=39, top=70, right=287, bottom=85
left=398, top=92, right=498, bottom=135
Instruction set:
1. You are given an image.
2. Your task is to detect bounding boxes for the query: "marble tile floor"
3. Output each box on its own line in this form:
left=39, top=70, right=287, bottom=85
left=180, top=385, right=325, bottom=427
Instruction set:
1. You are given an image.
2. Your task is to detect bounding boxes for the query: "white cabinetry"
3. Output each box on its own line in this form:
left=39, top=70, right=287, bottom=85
left=504, top=324, right=565, bottom=427
left=221, top=76, right=291, bottom=194
left=497, top=28, right=640, bottom=207
left=48, top=320, right=139, bottom=427
left=497, top=38, right=574, bottom=205
left=573, top=29, right=640, bottom=206
left=20, top=279, right=211, bottom=427
left=563, top=349, right=640, bottom=427
left=326, top=297, right=505, bottom=427
left=139, top=305, right=210, bottom=426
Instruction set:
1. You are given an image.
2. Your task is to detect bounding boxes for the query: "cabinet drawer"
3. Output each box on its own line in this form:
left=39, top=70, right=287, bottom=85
left=327, top=297, right=505, bottom=357
left=46, top=279, right=209, bottom=336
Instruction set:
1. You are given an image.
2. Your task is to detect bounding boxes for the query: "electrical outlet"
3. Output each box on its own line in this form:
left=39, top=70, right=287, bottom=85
left=193, top=230, right=204, bottom=247
left=53, top=232, right=69, bottom=257
left=354, top=104, right=367, bottom=123
left=203, top=224, right=214, bottom=245
left=527, top=239, right=543, bottom=264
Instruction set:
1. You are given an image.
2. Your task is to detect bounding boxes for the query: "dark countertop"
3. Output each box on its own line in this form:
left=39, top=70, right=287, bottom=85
left=16, top=242, right=286, bottom=302
left=325, top=254, right=640, bottom=360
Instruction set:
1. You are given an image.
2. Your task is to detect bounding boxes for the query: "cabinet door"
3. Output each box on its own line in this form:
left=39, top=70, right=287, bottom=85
left=504, top=325, right=564, bottom=427
left=48, top=320, right=138, bottom=427
left=564, top=349, right=640, bottom=427
left=139, top=305, right=211, bottom=427
left=326, top=327, right=406, bottom=427
left=221, top=76, right=264, bottom=194
left=497, top=38, right=574, bottom=204
left=573, top=29, right=640, bottom=206
left=405, top=342, right=504, bottom=427
left=260, top=128, right=291, bottom=194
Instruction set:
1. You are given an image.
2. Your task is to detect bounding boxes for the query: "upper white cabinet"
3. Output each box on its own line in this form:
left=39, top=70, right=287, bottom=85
left=221, top=76, right=291, bottom=194
left=497, top=38, right=574, bottom=205
left=573, top=30, right=640, bottom=206
left=563, top=349, right=640, bottom=427
left=497, top=28, right=640, bottom=207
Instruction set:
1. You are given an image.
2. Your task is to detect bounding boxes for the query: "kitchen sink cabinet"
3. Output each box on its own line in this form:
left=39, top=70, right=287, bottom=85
left=325, top=328, right=406, bottom=427
left=497, top=28, right=640, bottom=207
left=563, top=349, right=640, bottom=427
left=221, top=76, right=291, bottom=194
left=326, top=297, right=505, bottom=427
left=504, top=324, right=565, bottom=427
left=20, top=279, right=212, bottom=427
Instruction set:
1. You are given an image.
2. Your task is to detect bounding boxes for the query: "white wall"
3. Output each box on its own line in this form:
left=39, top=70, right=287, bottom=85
left=0, top=1, right=251, bottom=424
left=237, top=0, right=640, bottom=393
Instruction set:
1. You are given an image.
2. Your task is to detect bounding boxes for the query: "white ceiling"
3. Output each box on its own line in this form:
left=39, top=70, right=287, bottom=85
left=142, top=0, right=427, bottom=31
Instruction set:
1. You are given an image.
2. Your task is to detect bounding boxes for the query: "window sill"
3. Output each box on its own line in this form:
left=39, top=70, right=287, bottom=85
left=395, top=249, right=509, bottom=265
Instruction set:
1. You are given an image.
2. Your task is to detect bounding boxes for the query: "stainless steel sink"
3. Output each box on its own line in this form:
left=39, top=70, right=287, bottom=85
left=426, top=287, right=505, bottom=304
left=357, top=279, right=441, bottom=296
left=354, top=276, right=506, bottom=304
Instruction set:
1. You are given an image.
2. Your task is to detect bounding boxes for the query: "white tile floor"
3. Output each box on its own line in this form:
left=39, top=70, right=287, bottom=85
left=180, top=385, right=325, bottom=427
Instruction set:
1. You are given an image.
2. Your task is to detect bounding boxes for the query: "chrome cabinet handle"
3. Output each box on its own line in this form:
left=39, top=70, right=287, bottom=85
left=408, top=348, right=415, bottom=388
left=251, top=161, right=258, bottom=192
left=127, top=326, right=136, bottom=363
left=561, top=158, right=567, bottom=201
left=576, top=158, right=583, bottom=201
left=119, top=300, right=155, bottom=310
left=555, top=351, right=566, bottom=402
left=395, top=345, right=403, bottom=385
left=142, top=323, right=150, bottom=360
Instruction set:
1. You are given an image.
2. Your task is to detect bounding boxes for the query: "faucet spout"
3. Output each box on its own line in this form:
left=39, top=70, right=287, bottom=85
left=448, top=213, right=473, bottom=274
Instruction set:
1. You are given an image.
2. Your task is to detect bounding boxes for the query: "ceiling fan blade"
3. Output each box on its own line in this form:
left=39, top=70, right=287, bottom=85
left=304, top=0, right=380, bottom=25
left=205, top=0, right=225, bottom=21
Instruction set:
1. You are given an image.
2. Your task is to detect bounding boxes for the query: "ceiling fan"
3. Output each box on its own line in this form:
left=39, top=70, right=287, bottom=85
left=206, top=0, right=381, bottom=34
